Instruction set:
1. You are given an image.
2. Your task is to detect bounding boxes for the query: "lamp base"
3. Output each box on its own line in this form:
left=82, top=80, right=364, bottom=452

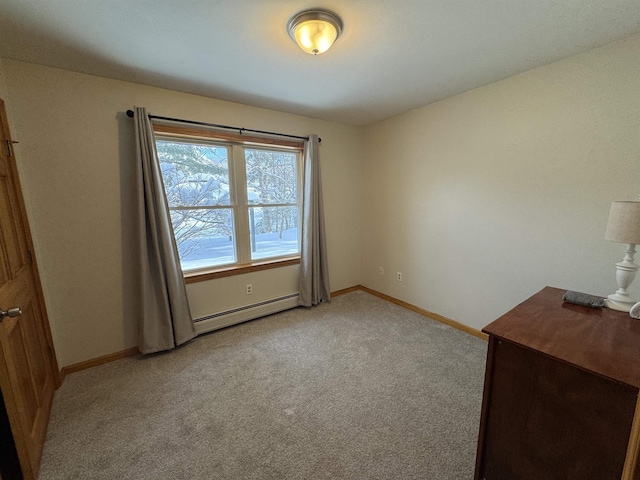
left=606, top=243, right=639, bottom=313
left=605, top=293, right=637, bottom=312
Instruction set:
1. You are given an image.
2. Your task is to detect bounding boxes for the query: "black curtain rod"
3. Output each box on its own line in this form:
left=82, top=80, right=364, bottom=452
left=125, top=110, right=320, bottom=143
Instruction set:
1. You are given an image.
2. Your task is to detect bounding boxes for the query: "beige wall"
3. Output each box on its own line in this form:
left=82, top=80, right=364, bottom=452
left=3, top=30, right=639, bottom=367
left=0, top=60, right=363, bottom=367
left=0, top=59, right=9, bottom=101
left=361, top=33, right=640, bottom=330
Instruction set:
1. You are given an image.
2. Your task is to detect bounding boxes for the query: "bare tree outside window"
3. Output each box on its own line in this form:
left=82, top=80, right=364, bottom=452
left=156, top=140, right=236, bottom=269
left=245, top=148, right=299, bottom=259
left=155, top=139, right=301, bottom=271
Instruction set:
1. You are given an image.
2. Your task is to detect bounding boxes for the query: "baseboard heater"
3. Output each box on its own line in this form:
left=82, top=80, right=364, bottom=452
left=193, top=293, right=300, bottom=335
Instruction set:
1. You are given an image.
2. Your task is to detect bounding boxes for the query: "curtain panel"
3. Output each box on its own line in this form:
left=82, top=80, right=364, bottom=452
left=134, top=106, right=196, bottom=354
left=298, top=134, right=331, bottom=306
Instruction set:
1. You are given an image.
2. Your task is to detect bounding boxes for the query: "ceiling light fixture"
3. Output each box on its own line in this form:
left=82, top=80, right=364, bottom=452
left=287, top=9, right=343, bottom=55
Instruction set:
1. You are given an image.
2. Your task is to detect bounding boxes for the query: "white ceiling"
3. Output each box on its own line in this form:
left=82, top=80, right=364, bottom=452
left=1, top=0, right=640, bottom=126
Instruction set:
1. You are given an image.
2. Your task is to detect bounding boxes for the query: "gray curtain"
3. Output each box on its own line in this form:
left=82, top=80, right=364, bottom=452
left=134, top=106, right=196, bottom=354
left=298, top=134, right=331, bottom=306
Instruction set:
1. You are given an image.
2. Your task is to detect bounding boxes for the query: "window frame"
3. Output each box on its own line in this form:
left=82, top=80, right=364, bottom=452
left=153, top=123, right=304, bottom=282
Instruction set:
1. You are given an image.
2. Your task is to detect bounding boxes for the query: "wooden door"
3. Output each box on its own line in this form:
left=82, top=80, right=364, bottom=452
left=0, top=98, right=58, bottom=480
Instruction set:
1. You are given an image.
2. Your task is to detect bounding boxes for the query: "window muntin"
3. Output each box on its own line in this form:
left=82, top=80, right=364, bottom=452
left=155, top=136, right=301, bottom=272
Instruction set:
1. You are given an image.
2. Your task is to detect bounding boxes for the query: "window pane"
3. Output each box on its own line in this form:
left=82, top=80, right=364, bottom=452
left=245, top=149, right=297, bottom=205
left=156, top=140, right=231, bottom=207
left=249, top=206, right=299, bottom=260
left=170, top=208, right=236, bottom=270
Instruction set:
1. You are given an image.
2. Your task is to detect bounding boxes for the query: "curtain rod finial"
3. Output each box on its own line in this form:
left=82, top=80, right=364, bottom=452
left=126, top=109, right=134, bottom=118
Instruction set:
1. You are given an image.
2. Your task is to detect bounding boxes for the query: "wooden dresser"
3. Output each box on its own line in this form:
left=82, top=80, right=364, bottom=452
left=475, top=286, right=640, bottom=480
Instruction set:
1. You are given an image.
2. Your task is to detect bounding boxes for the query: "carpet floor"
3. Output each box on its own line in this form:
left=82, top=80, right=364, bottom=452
left=38, top=290, right=488, bottom=479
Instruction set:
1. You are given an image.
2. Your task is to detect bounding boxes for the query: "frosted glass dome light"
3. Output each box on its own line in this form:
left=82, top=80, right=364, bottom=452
left=287, top=9, right=343, bottom=55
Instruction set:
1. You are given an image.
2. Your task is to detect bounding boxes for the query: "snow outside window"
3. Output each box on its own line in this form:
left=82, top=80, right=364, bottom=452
left=155, top=137, right=301, bottom=272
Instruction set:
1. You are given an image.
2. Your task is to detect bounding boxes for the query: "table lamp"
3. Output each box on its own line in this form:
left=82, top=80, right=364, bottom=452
left=604, top=201, right=640, bottom=312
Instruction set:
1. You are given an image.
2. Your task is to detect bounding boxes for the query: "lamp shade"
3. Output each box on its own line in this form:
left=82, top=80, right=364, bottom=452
left=605, top=201, right=640, bottom=244
left=287, top=9, right=343, bottom=55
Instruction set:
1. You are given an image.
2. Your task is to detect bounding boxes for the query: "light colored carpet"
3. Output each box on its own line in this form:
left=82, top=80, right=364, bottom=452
left=38, top=290, right=487, bottom=479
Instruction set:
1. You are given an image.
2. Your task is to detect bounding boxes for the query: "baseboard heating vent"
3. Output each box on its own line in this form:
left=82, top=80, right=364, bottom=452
left=193, top=293, right=300, bottom=335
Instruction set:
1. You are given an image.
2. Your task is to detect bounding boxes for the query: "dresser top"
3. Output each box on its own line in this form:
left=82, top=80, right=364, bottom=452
left=483, top=286, right=640, bottom=388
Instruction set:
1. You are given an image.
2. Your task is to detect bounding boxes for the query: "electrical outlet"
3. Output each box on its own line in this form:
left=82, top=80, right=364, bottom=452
left=379, top=267, right=384, bottom=276
left=246, top=284, right=253, bottom=295
left=396, top=272, right=403, bottom=282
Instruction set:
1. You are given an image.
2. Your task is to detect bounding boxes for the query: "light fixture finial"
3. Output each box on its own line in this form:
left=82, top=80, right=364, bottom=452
left=287, top=9, right=343, bottom=55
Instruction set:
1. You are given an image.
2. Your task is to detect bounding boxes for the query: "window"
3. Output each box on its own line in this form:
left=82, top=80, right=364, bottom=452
left=155, top=129, right=302, bottom=274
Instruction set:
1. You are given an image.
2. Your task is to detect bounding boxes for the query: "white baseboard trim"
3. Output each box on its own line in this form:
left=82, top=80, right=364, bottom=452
left=193, top=293, right=300, bottom=335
